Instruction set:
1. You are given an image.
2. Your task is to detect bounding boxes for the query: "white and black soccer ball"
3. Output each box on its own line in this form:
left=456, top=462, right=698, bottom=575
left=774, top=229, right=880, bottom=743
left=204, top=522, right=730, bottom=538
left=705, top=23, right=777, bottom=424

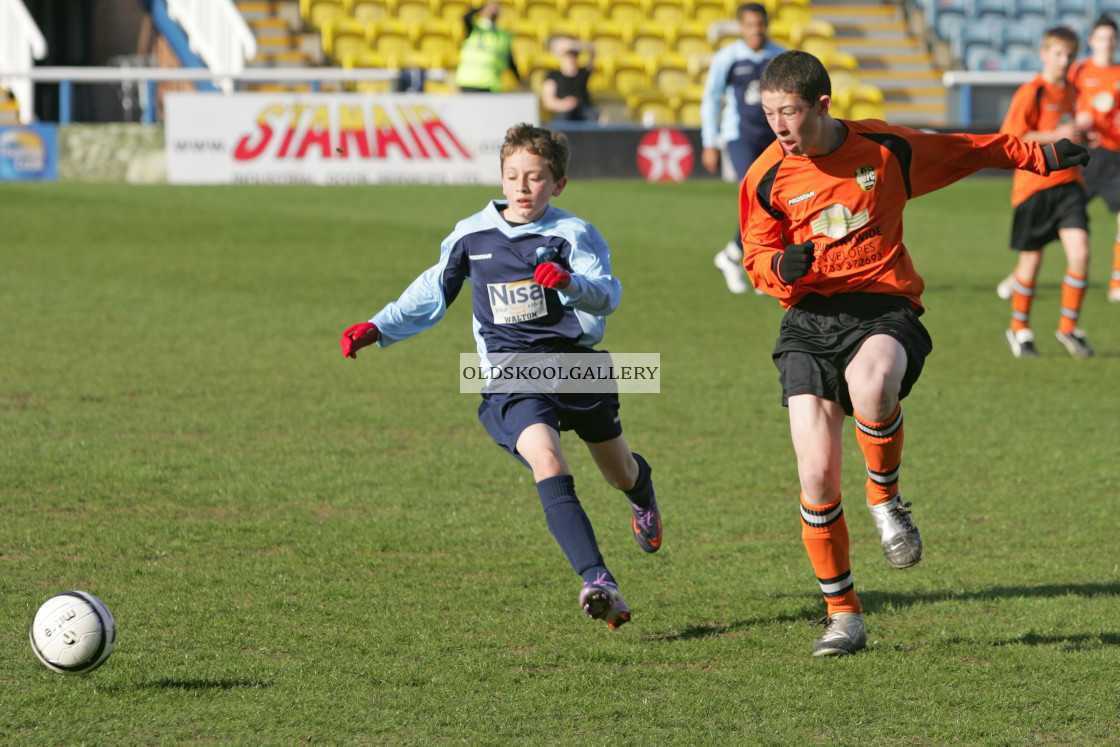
left=30, top=591, right=116, bottom=675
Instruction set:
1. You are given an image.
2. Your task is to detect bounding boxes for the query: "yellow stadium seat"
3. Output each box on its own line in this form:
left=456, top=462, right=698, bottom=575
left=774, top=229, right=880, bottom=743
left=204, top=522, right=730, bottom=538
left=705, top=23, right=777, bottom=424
left=625, top=20, right=669, bottom=57
left=649, top=51, right=691, bottom=97
left=415, top=18, right=459, bottom=58
left=546, top=18, right=585, bottom=42
left=628, top=90, right=676, bottom=125
left=586, top=65, right=610, bottom=94
left=670, top=20, right=712, bottom=58
left=524, top=52, right=561, bottom=94
left=509, top=19, right=544, bottom=60
left=345, top=0, right=389, bottom=23
left=587, top=20, right=627, bottom=58
left=341, top=50, right=394, bottom=93
left=836, top=83, right=885, bottom=120
left=594, top=90, right=630, bottom=123
left=366, top=18, right=414, bottom=57
left=563, top=0, right=602, bottom=24
left=687, top=50, right=714, bottom=85
left=436, top=0, right=472, bottom=23
left=322, top=18, right=370, bottom=62
left=794, top=19, right=836, bottom=59
left=766, top=16, right=793, bottom=47
left=645, top=0, right=687, bottom=24
left=604, top=52, right=651, bottom=97
left=604, top=0, right=644, bottom=25
left=672, top=83, right=705, bottom=126
left=393, top=0, right=432, bottom=22
left=708, top=19, right=740, bottom=50
left=687, top=0, right=729, bottom=27
left=824, top=50, right=860, bottom=92
left=776, top=3, right=812, bottom=28
left=301, top=0, right=345, bottom=29
left=519, top=0, right=561, bottom=25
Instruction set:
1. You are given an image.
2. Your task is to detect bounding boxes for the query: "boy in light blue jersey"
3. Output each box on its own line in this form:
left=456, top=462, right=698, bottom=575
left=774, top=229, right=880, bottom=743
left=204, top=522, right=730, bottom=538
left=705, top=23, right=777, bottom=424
left=701, top=2, right=785, bottom=294
left=340, top=123, right=661, bottom=630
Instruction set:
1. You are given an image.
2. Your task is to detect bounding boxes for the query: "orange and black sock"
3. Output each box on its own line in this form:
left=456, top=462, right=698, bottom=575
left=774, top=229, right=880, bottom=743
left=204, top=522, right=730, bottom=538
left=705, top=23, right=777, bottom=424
left=1059, top=270, right=1088, bottom=334
left=854, top=404, right=903, bottom=506
left=1010, top=272, right=1035, bottom=333
left=800, top=494, right=861, bottom=615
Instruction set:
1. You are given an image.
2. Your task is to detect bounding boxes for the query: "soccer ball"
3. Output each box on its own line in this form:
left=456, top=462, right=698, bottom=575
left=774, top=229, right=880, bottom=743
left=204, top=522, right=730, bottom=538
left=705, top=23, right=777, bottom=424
left=29, top=591, right=116, bottom=675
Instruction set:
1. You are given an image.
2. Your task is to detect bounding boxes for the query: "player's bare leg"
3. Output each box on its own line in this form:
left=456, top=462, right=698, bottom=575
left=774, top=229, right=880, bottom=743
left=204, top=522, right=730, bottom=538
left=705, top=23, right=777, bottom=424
left=586, top=435, right=661, bottom=553
left=847, top=336, right=922, bottom=568
left=789, top=395, right=866, bottom=656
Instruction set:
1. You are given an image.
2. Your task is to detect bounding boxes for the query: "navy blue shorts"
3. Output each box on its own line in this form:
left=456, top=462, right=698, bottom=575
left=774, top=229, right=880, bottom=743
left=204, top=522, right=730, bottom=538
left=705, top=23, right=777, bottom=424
left=772, top=293, right=933, bottom=416
left=477, top=392, right=623, bottom=467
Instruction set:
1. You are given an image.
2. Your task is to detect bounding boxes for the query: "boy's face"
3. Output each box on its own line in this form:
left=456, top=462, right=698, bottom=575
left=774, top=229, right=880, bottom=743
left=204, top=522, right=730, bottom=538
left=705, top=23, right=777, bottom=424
left=1089, top=25, right=1117, bottom=61
left=1039, top=38, right=1077, bottom=81
left=739, top=10, right=768, bottom=51
left=500, top=148, right=566, bottom=224
left=761, top=89, right=831, bottom=157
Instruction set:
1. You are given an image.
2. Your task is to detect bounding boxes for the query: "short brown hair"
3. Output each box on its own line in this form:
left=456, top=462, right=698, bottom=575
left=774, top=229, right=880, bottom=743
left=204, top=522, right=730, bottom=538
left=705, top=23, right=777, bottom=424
left=1042, top=25, right=1080, bottom=52
left=738, top=2, right=767, bottom=21
left=500, top=123, right=570, bottom=180
left=759, top=50, right=832, bottom=103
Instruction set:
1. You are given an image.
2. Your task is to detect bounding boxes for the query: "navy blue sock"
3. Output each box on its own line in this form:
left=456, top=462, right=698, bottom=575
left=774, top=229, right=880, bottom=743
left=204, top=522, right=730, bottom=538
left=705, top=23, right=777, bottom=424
left=624, top=453, right=654, bottom=509
left=536, top=474, right=613, bottom=585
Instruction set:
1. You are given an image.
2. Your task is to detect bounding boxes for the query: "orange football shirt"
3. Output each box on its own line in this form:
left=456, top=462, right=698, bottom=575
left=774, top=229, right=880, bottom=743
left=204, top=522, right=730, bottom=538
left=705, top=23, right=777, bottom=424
left=1069, top=57, right=1120, bottom=151
left=999, top=75, right=1082, bottom=207
left=741, top=118, right=1054, bottom=309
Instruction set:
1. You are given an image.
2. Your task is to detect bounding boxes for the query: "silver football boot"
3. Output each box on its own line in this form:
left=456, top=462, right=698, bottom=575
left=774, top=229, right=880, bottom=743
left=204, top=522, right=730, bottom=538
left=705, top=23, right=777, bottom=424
left=868, top=495, right=922, bottom=569
left=810, top=612, right=867, bottom=657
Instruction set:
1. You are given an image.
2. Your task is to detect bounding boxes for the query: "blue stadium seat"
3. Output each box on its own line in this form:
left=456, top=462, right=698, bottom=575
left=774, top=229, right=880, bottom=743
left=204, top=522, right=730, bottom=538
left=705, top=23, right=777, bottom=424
left=936, top=12, right=967, bottom=44
left=954, top=18, right=1000, bottom=61
left=1008, top=0, right=1049, bottom=23
left=966, top=46, right=1009, bottom=70
left=996, top=19, right=1045, bottom=54
left=929, top=0, right=969, bottom=28
left=1006, top=46, right=1043, bottom=70
left=1053, top=0, right=1090, bottom=17
left=973, top=0, right=1008, bottom=19
left=1097, top=0, right=1120, bottom=16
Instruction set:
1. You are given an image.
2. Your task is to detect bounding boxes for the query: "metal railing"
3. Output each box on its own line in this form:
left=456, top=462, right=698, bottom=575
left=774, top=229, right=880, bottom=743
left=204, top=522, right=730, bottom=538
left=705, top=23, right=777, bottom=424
left=165, top=0, right=257, bottom=89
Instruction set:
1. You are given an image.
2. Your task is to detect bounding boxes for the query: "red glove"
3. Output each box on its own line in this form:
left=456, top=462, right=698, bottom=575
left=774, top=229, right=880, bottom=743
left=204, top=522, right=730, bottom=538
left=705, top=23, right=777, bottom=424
left=534, top=262, right=571, bottom=290
left=340, top=322, right=379, bottom=358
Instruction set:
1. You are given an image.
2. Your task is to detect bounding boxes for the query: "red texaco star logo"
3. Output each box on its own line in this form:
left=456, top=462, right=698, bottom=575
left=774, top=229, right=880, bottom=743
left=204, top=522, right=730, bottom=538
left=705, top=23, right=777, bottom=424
left=636, top=128, right=694, bottom=183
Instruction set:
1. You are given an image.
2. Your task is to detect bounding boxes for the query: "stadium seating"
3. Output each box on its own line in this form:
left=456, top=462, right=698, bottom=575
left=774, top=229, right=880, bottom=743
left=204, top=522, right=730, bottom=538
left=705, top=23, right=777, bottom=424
left=341, top=49, right=395, bottom=91
left=322, top=17, right=369, bottom=61
left=302, top=0, right=346, bottom=29
left=284, top=0, right=880, bottom=125
left=835, top=83, right=886, bottom=120
left=626, top=20, right=671, bottom=57
left=345, top=0, right=389, bottom=23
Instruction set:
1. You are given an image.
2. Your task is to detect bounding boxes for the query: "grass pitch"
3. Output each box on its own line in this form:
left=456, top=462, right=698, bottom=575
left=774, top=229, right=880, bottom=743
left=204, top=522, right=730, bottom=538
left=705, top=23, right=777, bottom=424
left=2, top=178, right=1118, bottom=744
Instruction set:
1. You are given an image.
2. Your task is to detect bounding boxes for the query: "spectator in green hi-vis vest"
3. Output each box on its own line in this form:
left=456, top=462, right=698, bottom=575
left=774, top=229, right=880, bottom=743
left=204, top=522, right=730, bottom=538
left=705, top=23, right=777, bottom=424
left=455, top=2, right=522, bottom=92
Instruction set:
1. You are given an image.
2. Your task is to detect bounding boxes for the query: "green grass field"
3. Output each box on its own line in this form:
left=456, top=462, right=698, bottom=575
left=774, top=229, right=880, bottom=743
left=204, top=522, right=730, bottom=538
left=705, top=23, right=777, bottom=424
left=2, top=178, right=1118, bottom=745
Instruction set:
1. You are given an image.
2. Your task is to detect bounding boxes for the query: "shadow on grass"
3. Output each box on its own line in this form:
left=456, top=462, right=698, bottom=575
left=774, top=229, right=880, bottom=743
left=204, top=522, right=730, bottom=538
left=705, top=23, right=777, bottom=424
left=861, top=581, right=1120, bottom=613
left=655, top=584, right=1120, bottom=643
left=991, top=632, right=1120, bottom=648
left=648, top=607, right=821, bottom=641
left=102, top=679, right=272, bottom=692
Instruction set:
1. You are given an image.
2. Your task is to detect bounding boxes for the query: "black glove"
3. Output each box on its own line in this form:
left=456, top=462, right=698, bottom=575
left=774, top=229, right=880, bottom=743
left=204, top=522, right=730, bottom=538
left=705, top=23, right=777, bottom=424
left=774, top=240, right=815, bottom=284
left=1043, top=139, right=1090, bottom=171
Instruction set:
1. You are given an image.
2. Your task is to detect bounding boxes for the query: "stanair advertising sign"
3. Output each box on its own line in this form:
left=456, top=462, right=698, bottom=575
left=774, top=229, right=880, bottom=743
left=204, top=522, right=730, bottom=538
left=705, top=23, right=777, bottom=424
left=164, top=93, right=538, bottom=185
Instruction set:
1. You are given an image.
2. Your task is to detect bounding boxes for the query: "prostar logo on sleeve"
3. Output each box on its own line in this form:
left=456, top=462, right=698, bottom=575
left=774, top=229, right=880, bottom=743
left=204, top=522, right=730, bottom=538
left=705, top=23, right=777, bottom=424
left=487, top=280, right=547, bottom=324
left=810, top=204, right=871, bottom=240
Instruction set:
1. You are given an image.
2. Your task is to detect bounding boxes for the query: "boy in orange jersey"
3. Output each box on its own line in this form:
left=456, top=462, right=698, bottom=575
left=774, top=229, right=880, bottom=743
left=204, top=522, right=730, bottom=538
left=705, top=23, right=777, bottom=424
left=999, top=26, right=1094, bottom=358
left=1069, top=15, right=1120, bottom=304
left=740, top=50, right=1088, bottom=656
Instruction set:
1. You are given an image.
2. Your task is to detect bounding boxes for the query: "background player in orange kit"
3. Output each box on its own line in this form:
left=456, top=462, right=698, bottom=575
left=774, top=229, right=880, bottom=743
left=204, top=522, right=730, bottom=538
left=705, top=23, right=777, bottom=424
left=1069, top=15, right=1120, bottom=303
left=739, top=50, right=1088, bottom=656
left=998, top=26, right=1094, bottom=358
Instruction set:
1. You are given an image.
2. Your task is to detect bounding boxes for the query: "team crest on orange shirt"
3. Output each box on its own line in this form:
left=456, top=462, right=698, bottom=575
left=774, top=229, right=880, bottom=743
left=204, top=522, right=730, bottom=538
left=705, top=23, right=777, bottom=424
left=855, top=165, right=877, bottom=191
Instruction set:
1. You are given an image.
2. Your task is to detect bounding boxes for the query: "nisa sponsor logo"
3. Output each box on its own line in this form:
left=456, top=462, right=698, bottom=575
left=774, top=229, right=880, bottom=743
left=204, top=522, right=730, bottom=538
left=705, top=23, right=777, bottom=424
left=488, top=279, right=547, bottom=324
left=231, top=103, right=472, bottom=162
